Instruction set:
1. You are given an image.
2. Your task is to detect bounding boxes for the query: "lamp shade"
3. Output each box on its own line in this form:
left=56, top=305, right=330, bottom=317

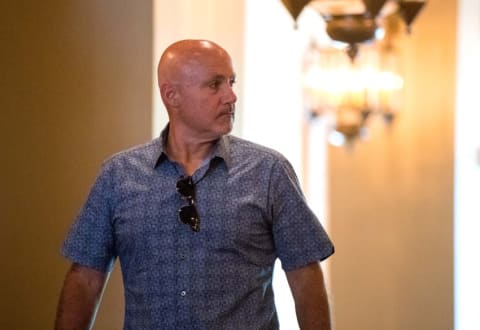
left=398, top=0, right=427, bottom=33
left=362, top=0, right=388, bottom=18
left=281, top=0, right=312, bottom=21
left=326, top=15, right=377, bottom=44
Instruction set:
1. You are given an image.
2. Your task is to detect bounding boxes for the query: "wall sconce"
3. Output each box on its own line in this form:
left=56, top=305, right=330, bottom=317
left=302, top=28, right=404, bottom=146
left=281, top=0, right=426, bottom=146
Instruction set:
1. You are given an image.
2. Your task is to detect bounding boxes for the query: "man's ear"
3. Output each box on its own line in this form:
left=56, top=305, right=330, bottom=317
left=160, top=83, right=179, bottom=107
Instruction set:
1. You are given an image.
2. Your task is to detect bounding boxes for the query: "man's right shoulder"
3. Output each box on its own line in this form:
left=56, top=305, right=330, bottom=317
left=102, top=138, right=161, bottom=169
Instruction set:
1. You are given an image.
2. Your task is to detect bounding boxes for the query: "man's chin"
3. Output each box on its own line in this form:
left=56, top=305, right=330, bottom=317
left=218, top=117, right=234, bottom=135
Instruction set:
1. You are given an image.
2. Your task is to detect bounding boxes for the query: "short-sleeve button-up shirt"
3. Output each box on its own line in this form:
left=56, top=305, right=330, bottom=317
left=62, top=129, right=334, bottom=329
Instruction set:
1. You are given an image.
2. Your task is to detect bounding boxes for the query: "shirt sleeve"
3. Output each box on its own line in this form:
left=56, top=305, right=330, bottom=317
left=61, top=161, right=117, bottom=272
left=269, top=157, right=334, bottom=272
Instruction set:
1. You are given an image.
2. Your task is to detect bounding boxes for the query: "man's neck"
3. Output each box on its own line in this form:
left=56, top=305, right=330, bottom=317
left=166, top=129, right=218, bottom=176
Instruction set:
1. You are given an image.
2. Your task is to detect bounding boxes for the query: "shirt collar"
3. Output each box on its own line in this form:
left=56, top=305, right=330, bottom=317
left=152, top=124, right=232, bottom=170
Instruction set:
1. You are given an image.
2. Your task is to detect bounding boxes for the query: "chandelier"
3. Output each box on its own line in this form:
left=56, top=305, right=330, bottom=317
left=281, top=0, right=427, bottom=146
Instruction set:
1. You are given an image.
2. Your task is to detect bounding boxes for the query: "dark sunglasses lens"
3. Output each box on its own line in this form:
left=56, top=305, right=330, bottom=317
left=179, top=205, right=200, bottom=232
left=176, top=177, right=194, bottom=198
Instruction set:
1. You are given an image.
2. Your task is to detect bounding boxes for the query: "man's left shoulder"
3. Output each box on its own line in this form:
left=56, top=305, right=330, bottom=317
left=224, top=135, right=287, bottom=162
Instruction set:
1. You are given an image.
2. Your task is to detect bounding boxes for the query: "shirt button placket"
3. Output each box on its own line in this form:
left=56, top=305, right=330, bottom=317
left=176, top=230, right=192, bottom=327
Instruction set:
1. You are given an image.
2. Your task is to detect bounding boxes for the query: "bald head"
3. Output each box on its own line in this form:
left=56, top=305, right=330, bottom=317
left=157, top=39, right=231, bottom=87
left=156, top=39, right=237, bottom=141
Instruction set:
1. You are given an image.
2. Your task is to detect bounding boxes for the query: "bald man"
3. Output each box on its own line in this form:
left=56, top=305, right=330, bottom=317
left=55, top=40, right=334, bottom=330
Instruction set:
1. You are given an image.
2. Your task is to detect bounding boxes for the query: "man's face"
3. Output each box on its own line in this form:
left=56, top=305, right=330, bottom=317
left=176, top=49, right=237, bottom=140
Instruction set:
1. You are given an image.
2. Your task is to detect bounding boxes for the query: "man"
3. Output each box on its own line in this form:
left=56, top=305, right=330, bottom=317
left=55, top=39, right=334, bottom=329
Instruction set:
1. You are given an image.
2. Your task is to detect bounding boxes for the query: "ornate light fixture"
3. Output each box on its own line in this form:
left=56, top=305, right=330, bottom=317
left=281, top=0, right=427, bottom=146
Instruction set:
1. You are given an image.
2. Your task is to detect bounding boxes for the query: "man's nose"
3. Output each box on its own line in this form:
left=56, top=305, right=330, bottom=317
left=224, top=85, right=237, bottom=104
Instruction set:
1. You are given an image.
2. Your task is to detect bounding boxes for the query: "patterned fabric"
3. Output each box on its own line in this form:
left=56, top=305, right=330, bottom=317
left=62, top=128, right=334, bottom=329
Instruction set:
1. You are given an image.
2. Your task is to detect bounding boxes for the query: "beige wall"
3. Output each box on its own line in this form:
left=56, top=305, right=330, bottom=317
left=328, top=0, right=456, bottom=329
left=0, top=1, right=152, bottom=328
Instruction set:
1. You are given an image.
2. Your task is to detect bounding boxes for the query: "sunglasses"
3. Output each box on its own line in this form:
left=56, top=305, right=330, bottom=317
left=176, top=176, right=200, bottom=232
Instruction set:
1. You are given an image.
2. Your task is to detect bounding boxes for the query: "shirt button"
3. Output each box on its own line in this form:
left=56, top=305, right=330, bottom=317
left=180, top=290, right=187, bottom=297
left=179, top=253, right=186, bottom=260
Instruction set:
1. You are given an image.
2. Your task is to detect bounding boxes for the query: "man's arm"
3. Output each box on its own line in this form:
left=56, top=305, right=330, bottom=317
left=286, top=262, right=332, bottom=330
left=55, top=263, right=108, bottom=330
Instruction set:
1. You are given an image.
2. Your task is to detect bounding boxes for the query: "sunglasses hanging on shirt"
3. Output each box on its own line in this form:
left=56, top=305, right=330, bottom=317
left=176, top=176, right=200, bottom=232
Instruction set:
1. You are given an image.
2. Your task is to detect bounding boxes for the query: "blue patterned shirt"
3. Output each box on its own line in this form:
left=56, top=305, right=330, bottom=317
left=62, top=129, right=334, bottom=329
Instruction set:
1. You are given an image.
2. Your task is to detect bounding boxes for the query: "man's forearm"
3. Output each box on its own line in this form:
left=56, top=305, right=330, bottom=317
left=55, top=264, right=107, bottom=330
left=294, top=279, right=331, bottom=330
left=286, top=262, right=332, bottom=330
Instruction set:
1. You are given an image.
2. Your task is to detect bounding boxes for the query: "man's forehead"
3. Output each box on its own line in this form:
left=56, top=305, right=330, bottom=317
left=209, top=72, right=236, bottom=80
left=182, top=55, right=234, bottom=76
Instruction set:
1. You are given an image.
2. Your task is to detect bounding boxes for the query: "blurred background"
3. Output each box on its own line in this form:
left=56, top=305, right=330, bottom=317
left=1, top=0, right=478, bottom=329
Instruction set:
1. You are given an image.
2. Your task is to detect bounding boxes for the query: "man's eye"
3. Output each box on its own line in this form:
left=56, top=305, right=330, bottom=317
left=229, top=78, right=236, bottom=87
left=209, top=81, right=221, bottom=89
